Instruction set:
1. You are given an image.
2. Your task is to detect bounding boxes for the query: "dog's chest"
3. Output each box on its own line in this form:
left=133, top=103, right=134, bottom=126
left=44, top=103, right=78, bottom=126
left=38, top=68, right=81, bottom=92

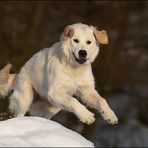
left=57, top=65, right=93, bottom=94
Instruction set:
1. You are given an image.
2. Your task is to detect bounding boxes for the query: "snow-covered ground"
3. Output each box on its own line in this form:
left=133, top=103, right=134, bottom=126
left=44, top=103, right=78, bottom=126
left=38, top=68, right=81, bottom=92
left=0, top=117, right=94, bottom=147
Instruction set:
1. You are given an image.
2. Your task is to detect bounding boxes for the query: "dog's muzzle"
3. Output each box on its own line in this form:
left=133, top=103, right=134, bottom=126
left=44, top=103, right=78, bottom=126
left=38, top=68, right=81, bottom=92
left=72, top=51, right=87, bottom=64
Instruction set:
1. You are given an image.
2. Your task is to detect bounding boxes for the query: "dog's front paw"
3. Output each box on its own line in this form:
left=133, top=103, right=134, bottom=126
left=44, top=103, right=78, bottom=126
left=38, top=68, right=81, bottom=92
left=77, top=108, right=95, bottom=124
left=81, top=111, right=95, bottom=124
left=101, top=108, right=118, bottom=125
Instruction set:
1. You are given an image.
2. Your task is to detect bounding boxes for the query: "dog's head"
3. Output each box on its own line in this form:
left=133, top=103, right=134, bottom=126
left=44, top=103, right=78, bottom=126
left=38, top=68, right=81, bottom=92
left=61, top=23, right=108, bottom=66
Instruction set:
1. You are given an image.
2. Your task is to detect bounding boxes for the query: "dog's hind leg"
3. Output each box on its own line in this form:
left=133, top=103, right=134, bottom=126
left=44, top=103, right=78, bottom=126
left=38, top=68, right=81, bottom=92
left=29, top=100, right=61, bottom=119
left=9, top=76, right=33, bottom=117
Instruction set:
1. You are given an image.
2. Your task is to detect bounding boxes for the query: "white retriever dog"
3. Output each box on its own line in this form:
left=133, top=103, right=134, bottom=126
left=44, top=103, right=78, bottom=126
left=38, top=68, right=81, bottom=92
left=0, top=23, right=118, bottom=124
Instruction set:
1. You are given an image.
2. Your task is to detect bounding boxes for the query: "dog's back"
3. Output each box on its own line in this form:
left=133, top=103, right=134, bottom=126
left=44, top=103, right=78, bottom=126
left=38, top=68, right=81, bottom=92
left=19, top=47, right=50, bottom=98
left=20, top=42, right=61, bottom=98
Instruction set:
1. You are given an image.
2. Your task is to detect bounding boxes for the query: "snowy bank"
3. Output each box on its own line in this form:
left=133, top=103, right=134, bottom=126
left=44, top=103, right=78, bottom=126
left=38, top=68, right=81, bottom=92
left=0, top=117, right=94, bottom=147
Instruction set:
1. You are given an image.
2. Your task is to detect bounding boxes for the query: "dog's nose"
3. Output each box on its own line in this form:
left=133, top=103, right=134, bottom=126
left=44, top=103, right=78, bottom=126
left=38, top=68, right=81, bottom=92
left=79, top=50, right=87, bottom=58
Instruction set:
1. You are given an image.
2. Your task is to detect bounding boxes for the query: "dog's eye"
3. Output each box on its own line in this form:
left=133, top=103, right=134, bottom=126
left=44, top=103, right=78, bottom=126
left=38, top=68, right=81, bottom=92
left=87, top=40, right=91, bottom=44
left=73, top=39, right=79, bottom=43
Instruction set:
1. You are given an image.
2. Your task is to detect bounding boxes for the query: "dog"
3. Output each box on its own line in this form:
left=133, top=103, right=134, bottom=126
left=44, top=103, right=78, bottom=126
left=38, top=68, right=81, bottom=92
left=0, top=23, right=118, bottom=124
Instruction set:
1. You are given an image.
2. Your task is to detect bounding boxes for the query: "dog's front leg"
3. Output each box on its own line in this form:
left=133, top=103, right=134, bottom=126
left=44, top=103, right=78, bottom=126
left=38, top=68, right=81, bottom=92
left=47, top=91, right=95, bottom=124
left=79, top=86, right=118, bottom=124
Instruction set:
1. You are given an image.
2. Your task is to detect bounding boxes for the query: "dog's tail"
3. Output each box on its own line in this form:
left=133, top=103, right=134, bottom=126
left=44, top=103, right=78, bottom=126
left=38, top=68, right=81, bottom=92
left=0, top=64, right=16, bottom=97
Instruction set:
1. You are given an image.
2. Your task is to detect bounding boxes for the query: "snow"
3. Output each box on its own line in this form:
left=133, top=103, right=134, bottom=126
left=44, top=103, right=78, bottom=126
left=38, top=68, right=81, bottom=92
left=0, top=117, right=94, bottom=147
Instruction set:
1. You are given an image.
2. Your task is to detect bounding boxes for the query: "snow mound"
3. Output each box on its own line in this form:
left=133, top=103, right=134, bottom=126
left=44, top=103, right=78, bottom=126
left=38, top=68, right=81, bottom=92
left=0, top=117, right=94, bottom=147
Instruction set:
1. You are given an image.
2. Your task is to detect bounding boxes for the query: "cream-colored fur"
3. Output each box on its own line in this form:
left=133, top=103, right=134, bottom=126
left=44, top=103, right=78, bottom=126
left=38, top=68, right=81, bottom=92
left=0, top=23, right=118, bottom=124
left=0, top=64, right=15, bottom=97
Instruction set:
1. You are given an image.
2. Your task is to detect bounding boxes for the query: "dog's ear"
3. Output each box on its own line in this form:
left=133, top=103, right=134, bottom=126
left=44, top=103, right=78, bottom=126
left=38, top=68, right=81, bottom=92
left=61, top=26, right=74, bottom=58
left=92, top=26, right=108, bottom=44
left=64, top=26, right=74, bottom=38
left=62, top=26, right=74, bottom=41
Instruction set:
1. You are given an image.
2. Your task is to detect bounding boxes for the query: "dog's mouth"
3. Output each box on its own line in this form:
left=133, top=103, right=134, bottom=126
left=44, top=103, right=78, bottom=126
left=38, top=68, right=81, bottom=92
left=72, top=52, right=87, bottom=64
